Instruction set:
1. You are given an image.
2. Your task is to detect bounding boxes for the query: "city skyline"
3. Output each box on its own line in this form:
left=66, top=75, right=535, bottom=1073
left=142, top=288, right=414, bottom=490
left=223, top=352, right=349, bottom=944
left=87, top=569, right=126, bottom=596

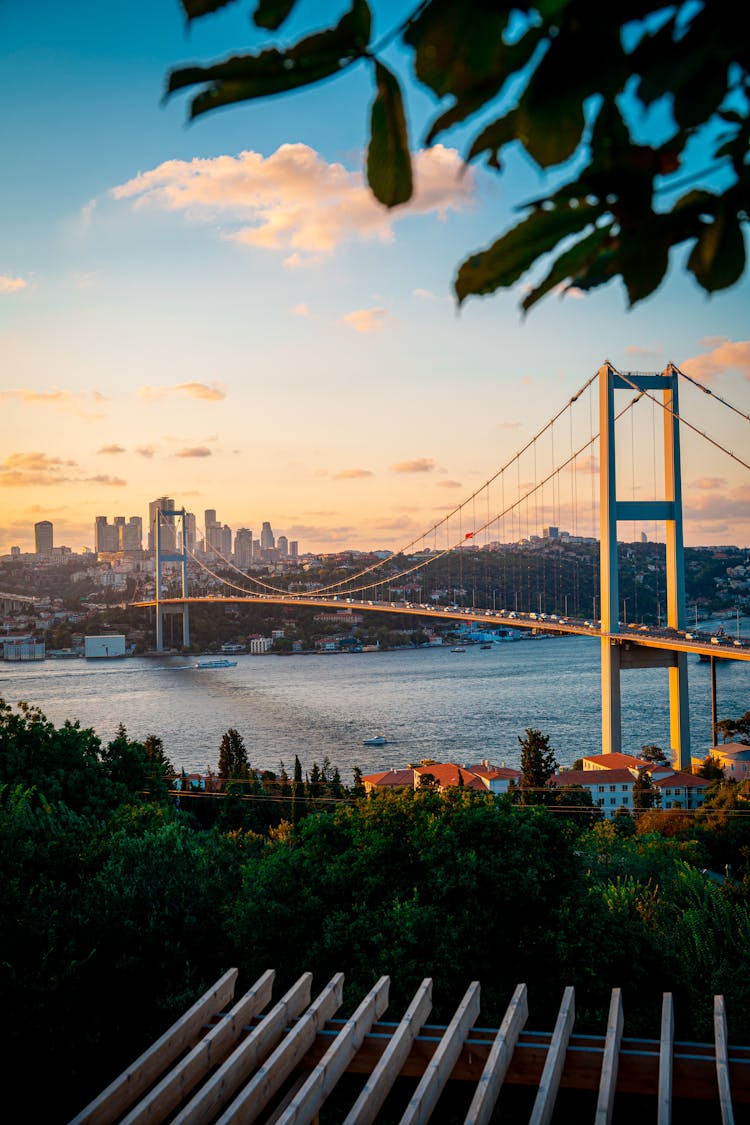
left=2, top=3, right=749, bottom=555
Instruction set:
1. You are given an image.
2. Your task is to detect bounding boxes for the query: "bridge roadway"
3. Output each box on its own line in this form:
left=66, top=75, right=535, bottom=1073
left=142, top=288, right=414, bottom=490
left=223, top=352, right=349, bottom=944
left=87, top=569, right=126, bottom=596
left=130, top=596, right=750, bottom=663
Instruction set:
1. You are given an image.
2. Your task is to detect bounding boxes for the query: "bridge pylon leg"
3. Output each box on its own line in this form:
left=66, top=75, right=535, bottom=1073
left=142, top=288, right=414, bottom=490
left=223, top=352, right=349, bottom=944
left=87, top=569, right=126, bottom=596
left=601, top=639, right=622, bottom=756
left=669, top=653, right=691, bottom=770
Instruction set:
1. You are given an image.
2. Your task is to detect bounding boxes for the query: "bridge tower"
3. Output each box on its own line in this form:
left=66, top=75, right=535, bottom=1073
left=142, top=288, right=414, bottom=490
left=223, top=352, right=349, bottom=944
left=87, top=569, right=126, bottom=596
left=599, top=362, right=690, bottom=768
left=155, top=508, right=190, bottom=652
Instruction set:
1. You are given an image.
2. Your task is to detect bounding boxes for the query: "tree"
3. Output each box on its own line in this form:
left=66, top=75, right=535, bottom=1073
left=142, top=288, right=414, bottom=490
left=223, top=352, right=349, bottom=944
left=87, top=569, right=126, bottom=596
left=640, top=745, right=669, bottom=764
left=697, top=754, right=725, bottom=781
left=217, top=728, right=249, bottom=780
left=168, top=1, right=750, bottom=312
left=632, top=769, right=659, bottom=811
left=519, top=728, right=557, bottom=802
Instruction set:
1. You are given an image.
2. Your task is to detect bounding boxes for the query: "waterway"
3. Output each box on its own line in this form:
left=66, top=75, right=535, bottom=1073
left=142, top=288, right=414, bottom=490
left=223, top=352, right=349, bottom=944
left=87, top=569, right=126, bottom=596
left=2, top=629, right=748, bottom=781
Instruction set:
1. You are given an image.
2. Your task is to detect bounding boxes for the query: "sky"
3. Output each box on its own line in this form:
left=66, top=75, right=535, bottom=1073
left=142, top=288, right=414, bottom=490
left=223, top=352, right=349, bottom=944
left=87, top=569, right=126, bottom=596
left=1, top=1, right=749, bottom=555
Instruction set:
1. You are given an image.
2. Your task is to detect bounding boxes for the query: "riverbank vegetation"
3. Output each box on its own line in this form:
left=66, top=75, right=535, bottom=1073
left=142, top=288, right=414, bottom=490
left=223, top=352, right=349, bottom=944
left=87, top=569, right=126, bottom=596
left=2, top=698, right=750, bottom=1120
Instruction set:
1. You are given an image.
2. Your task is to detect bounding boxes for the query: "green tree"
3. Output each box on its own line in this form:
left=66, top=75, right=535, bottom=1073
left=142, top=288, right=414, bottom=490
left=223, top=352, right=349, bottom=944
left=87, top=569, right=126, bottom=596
left=633, top=769, right=659, bottom=811
left=351, top=766, right=365, bottom=799
left=697, top=754, right=725, bottom=781
left=640, top=745, right=669, bottom=764
left=168, top=1, right=750, bottom=311
left=519, top=728, right=557, bottom=803
left=217, top=728, right=249, bottom=780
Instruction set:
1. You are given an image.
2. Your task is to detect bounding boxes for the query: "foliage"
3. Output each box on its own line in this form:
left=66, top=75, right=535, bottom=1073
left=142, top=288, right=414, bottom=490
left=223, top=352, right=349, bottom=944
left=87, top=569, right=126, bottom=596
left=696, top=753, right=725, bottom=781
left=640, top=744, right=668, bottom=764
left=168, top=1, right=750, bottom=311
left=632, top=768, right=659, bottom=811
left=519, top=727, right=557, bottom=801
left=217, top=727, right=250, bottom=779
left=716, top=711, right=750, bottom=744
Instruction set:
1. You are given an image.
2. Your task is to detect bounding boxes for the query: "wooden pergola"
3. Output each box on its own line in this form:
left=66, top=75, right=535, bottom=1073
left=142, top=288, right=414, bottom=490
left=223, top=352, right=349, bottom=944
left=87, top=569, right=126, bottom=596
left=69, top=969, right=749, bottom=1124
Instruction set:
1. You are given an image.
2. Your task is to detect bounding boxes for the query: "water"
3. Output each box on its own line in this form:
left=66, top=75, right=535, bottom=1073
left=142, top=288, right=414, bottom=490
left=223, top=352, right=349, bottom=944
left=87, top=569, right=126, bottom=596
left=2, top=632, right=748, bottom=780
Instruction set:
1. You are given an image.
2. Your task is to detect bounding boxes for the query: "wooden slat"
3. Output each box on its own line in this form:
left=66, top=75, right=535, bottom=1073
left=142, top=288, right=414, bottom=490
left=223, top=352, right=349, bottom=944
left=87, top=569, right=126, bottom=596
left=400, top=981, right=481, bottom=1125
left=342, top=978, right=433, bottom=1125
left=69, top=968, right=239, bottom=1125
left=595, top=988, right=623, bottom=1124
left=215, top=973, right=345, bottom=1125
left=277, top=976, right=390, bottom=1125
left=528, top=985, right=575, bottom=1125
left=658, top=992, right=674, bottom=1125
left=715, top=995, right=735, bottom=1125
left=464, top=983, right=528, bottom=1125
left=173, top=973, right=312, bottom=1125
left=121, top=970, right=275, bottom=1125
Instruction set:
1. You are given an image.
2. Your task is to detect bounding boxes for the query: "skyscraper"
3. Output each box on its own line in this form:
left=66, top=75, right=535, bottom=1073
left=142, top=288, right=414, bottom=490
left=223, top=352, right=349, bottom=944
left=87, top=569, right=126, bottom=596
left=34, top=520, right=53, bottom=554
left=149, top=497, right=176, bottom=553
left=94, top=516, right=119, bottom=553
left=260, top=521, right=275, bottom=550
left=277, top=535, right=289, bottom=556
left=235, top=528, right=252, bottom=568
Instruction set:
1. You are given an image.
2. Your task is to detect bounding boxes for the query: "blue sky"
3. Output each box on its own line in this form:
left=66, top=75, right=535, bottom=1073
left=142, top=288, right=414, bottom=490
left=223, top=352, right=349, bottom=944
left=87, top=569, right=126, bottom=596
left=1, top=1, right=749, bottom=553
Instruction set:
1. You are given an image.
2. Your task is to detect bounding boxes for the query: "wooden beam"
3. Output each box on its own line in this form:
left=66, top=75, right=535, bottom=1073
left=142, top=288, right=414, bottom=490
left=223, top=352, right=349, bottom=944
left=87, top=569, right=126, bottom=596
left=595, top=988, right=623, bottom=1124
left=400, top=981, right=481, bottom=1125
left=121, top=970, right=275, bottom=1125
left=658, top=992, right=674, bottom=1125
left=715, top=995, right=735, bottom=1125
left=69, top=968, right=239, bottom=1125
left=465, top=983, right=527, bottom=1125
left=342, top=978, right=433, bottom=1125
left=528, top=986, right=575, bottom=1125
left=276, top=976, right=390, bottom=1125
left=173, top=973, right=312, bottom=1125
left=215, top=973, right=345, bottom=1125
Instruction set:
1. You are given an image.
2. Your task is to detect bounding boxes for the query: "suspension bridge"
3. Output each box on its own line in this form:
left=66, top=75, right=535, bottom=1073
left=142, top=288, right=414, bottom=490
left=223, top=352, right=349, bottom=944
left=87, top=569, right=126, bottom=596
left=131, top=361, right=750, bottom=770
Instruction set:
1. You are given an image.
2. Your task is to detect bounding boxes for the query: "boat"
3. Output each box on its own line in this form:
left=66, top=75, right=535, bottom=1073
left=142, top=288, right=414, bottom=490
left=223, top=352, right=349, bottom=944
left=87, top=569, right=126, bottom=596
left=451, top=646, right=466, bottom=653
left=480, top=642, right=493, bottom=649
left=363, top=735, right=388, bottom=746
left=194, top=658, right=238, bottom=669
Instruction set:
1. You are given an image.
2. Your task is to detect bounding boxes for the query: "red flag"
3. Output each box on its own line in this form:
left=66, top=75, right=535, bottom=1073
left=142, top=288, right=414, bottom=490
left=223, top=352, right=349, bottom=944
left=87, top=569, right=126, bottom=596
left=464, top=531, right=474, bottom=539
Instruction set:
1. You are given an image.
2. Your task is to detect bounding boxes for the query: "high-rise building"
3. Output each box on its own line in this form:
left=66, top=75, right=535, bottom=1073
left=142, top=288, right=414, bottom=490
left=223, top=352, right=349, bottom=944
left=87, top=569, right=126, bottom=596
left=34, top=520, right=53, bottom=554
left=289, top=540, right=299, bottom=558
left=149, top=497, right=176, bottom=553
left=235, top=528, right=253, bottom=568
left=184, top=512, right=197, bottom=554
left=121, top=516, right=143, bottom=552
left=95, top=516, right=119, bottom=554
left=260, top=521, right=275, bottom=550
left=221, top=525, right=233, bottom=559
left=277, top=535, right=289, bottom=556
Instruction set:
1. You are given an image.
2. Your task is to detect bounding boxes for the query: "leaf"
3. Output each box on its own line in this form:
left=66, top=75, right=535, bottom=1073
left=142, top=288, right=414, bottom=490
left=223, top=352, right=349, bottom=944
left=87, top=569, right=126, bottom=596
left=367, top=61, right=413, bottom=207
left=454, top=202, right=601, bottom=304
left=404, top=0, right=513, bottom=100
left=521, top=224, right=614, bottom=312
left=180, top=0, right=238, bottom=19
left=466, top=109, right=518, bottom=170
left=167, top=0, right=372, bottom=117
left=688, top=210, right=746, bottom=293
left=254, top=0, right=298, bottom=30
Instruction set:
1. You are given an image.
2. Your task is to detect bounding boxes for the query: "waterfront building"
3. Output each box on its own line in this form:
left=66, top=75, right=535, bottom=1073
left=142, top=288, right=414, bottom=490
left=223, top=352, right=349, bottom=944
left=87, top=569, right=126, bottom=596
left=34, top=520, right=53, bottom=555
left=698, top=743, right=750, bottom=779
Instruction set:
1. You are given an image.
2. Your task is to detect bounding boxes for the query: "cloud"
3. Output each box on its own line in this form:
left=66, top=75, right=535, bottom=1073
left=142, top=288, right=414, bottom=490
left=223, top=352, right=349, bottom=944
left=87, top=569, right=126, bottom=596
left=437, top=479, right=462, bottom=488
left=84, top=474, right=126, bottom=486
left=497, top=420, right=521, bottom=431
left=0, top=275, right=26, bottom=294
left=291, top=302, right=309, bottom=316
left=688, top=476, right=727, bottom=491
left=332, top=468, right=373, bottom=480
left=112, top=143, right=475, bottom=262
left=135, top=445, right=156, bottom=458
left=0, top=452, right=77, bottom=487
left=680, top=339, right=750, bottom=382
left=684, top=484, right=750, bottom=523
left=569, top=453, right=599, bottom=475
left=138, top=382, right=226, bottom=402
left=175, top=446, right=212, bottom=458
left=98, top=444, right=126, bottom=455
left=391, top=458, right=436, bottom=474
left=341, top=307, right=387, bottom=334
left=0, top=387, right=108, bottom=419
left=625, top=344, right=664, bottom=358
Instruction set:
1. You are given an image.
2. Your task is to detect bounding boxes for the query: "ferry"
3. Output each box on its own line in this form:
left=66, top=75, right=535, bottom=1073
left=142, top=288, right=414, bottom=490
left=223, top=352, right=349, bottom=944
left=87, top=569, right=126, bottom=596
left=194, top=658, right=238, bottom=669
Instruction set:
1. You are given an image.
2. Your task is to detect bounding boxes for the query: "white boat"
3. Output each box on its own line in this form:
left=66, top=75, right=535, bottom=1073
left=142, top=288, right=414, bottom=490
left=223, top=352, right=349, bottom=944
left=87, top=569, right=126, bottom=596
left=363, top=735, right=388, bottom=746
left=451, top=646, right=466, bottom=653
left=194, top=658, right=238, bottom=669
